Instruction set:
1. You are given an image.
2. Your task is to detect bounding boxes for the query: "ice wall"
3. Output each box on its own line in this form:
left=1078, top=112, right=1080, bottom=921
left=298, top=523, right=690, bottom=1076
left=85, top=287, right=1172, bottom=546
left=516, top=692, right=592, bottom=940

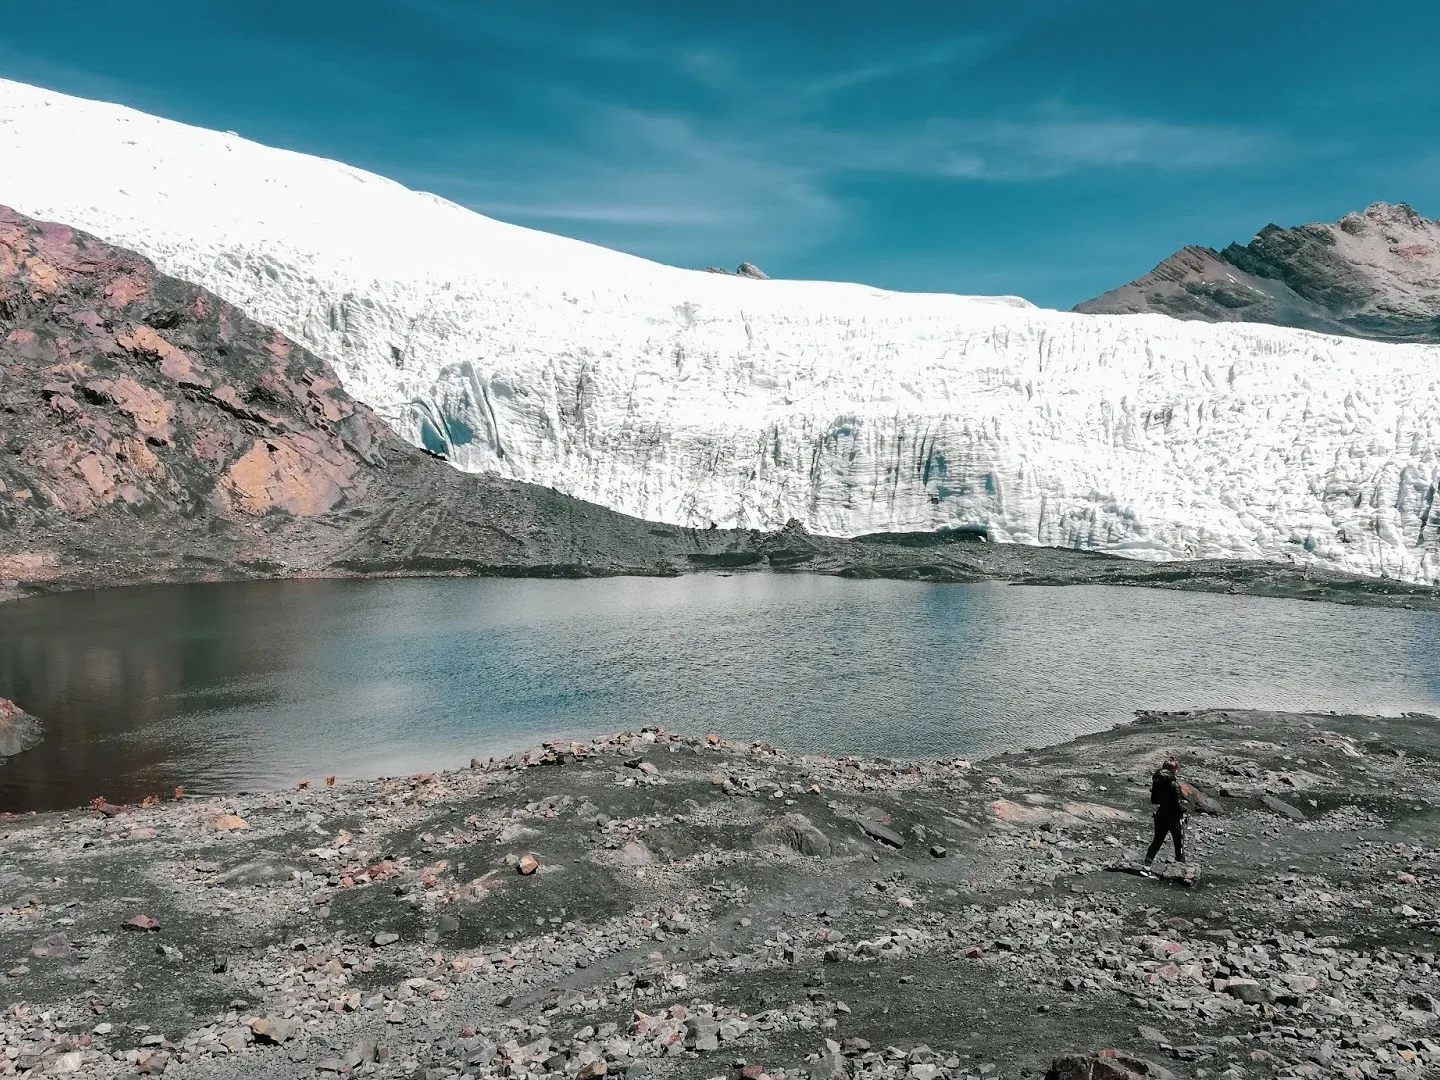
left=1, top=78, right=1436, bottom=581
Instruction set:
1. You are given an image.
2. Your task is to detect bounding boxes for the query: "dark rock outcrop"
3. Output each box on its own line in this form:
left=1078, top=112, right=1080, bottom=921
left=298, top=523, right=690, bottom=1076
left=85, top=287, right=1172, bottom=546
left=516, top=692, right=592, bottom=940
left=0, top=696, right=41, bottom=759
left=1076, top=202, right=1440, bottom=342
left=702, top=263, right=771, bottom=279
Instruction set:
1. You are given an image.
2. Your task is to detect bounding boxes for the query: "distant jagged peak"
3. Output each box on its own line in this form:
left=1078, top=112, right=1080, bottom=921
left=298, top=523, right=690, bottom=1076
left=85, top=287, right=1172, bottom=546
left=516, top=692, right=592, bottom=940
left=1077, top=200, right=1440, bottom=343
left=702, top=262, right=771, bottom=279
left=1346, top=200, right=1431, bottom=229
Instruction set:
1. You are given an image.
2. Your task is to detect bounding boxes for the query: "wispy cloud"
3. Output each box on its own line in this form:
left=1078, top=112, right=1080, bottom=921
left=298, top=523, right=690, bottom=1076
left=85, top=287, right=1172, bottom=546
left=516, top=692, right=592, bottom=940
left=443, top=101, right=1274, bottom=249
left=385, top=13, right=1297, bottom=265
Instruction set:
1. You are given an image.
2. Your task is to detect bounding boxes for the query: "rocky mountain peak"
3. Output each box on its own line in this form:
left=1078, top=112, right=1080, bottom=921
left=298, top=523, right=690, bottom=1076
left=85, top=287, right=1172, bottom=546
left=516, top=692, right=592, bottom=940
left=1077, top=202, right=1440, bottom=342
left=702, top=262, right=771, bottom=279
left=1348, top=200, right=1428, bottom=229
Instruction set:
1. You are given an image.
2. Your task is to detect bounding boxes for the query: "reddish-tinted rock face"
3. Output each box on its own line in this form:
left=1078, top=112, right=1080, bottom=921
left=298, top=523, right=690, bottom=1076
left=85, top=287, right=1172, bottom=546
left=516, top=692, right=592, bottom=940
left=0, top=205, right=385, bottom=530
left=1076, top=201, right=1440, bottom=343
left=0, top=205, right=748, bottom=595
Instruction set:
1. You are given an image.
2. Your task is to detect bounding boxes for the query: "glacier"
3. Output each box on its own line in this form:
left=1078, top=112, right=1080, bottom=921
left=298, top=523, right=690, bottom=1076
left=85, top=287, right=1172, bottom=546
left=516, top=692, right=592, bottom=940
left=0, top=77, right=1437, bottom=582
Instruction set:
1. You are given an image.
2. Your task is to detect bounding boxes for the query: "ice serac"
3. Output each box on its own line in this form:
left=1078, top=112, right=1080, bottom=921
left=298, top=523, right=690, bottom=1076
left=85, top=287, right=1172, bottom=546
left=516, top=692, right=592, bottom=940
left=0, top=77, right=1437, bottom=582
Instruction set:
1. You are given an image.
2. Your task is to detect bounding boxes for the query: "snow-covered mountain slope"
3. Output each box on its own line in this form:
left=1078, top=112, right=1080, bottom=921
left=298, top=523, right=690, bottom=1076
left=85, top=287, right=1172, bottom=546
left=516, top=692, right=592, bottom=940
left=1, top=77, right=1437, bottom=582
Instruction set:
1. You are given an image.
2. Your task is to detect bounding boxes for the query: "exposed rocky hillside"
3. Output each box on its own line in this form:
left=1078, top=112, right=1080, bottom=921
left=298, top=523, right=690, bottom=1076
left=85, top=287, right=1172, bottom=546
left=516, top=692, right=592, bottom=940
left=0, top=206, right=778, bottom=588
left=3, top=205, right=1437, bottom=613
left=1076, top=202, right=1440, bottom=342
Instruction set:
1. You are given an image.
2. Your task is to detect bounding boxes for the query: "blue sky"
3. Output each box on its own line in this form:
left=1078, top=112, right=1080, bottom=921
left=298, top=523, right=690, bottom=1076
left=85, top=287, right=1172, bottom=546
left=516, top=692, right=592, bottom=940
left=2, top=1, right=1437, bottom=308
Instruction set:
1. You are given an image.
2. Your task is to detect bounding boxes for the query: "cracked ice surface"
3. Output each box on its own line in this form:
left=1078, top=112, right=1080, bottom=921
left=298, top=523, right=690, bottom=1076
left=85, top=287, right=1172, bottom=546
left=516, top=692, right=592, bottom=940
left=1, top=78, right=1437, bottom=581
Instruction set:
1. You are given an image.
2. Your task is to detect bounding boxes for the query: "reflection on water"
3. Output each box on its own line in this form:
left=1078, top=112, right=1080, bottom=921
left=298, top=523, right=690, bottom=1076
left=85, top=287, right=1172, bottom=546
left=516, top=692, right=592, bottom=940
left=1, top=575, right=1437, bottom=812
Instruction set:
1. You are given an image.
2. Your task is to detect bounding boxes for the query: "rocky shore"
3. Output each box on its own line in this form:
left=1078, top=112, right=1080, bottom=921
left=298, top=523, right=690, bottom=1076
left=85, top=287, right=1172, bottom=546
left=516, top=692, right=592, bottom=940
left=1, top=709, right=1436, bottom=1080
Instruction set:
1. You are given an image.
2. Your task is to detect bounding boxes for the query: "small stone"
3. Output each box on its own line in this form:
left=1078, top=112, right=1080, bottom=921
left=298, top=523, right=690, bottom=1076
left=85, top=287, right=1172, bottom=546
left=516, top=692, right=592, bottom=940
left=30, top=934, right=76, bottom=959
left=929, top=845, right=947, bottom=859
left=518, top=854, right=540, bottom=875
left=207, top=813, right=250, bottom=832
left=372, top=932, right=399, bottom=947
left=345, top=1039, right=379, bottom=1067
left=122, top=915, right=160, bottom=932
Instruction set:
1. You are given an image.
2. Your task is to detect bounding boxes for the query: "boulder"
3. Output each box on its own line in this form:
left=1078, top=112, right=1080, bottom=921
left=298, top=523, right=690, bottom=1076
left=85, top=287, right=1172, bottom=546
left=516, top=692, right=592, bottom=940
left=0, top=697, right=42, bottom=759
left=683, top=1018, right=720, bottom=1051
left=811, top=1038, right=847, bottom=1080
left=1046, top=1051, right=1176, bottom=1080
left=855, top=808, right=905, bottom=848
left=250, top=1016, right=301, bottom=1045
left=614, top=840, right=654, bottom=866
left=759, top=813, right=832, bottom=857
left=30, top=934, right=75, bottom=959
left=1178, top=780, right=1223, bottom=815
left=1260, top=795, right=1306, bottom=821
left=1224, top=979, right=1274, bottom=1005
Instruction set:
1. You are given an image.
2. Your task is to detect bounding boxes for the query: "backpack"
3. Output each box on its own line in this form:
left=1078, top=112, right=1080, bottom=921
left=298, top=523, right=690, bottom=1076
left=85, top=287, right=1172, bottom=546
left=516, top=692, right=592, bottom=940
left=1151, top=769, right=1190, bottom=814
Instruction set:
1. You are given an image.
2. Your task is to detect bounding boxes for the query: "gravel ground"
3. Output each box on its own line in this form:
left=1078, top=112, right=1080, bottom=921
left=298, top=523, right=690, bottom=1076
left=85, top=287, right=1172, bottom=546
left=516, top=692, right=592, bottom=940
left=1, top=709, right=1437, bottom=1080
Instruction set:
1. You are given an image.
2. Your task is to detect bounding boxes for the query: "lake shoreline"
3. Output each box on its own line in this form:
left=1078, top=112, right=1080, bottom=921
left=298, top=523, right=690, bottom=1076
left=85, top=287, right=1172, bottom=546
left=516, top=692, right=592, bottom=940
left=3, top=532, right=1438, bottom=614
left=2, top=708, right=1436, bottom=1079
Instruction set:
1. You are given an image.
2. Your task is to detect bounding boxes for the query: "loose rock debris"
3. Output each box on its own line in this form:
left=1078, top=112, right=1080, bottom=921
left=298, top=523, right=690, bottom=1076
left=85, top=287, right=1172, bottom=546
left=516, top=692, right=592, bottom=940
left=0, top=709, right=1436, bottom=1079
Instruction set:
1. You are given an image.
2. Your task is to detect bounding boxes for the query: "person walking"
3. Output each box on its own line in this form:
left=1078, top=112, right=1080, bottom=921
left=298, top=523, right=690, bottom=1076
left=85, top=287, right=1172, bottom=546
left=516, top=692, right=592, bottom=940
left=1142, top=757, right=1188, bottom=876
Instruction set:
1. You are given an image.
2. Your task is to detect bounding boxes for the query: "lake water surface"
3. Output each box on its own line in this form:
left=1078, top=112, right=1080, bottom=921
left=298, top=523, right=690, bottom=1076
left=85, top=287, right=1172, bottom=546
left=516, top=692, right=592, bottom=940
left=1, top=575, right=1438, bottom=812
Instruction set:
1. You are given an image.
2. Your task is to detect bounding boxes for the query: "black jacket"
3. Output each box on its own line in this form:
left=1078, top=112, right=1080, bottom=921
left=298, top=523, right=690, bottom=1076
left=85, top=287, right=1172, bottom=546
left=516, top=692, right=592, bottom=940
left=1150, top=768, right=1186, bottom=817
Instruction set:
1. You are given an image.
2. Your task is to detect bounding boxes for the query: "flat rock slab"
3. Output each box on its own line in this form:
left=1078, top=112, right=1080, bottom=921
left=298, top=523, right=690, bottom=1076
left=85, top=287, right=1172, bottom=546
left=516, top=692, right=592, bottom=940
left=1261, top=794, right=1307, bottom=821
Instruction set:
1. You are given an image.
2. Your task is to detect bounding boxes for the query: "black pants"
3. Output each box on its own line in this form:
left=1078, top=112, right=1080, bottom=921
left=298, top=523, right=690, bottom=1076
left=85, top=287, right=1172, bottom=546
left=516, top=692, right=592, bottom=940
left=1145, top=813, right=1186, bottom=864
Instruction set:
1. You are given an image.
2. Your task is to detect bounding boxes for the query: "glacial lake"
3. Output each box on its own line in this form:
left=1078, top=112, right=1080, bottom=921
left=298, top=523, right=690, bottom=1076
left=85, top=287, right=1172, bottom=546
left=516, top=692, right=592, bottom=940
left=1, top=575, right=1438, bottom=812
